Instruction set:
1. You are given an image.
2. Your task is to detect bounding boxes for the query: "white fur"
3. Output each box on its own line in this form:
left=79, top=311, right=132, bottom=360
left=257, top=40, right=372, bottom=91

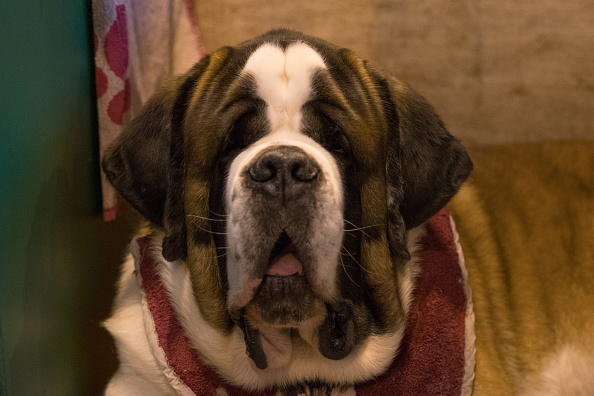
left=103, top=250, right=178, bottom=395
left=242, top=43, right=326, bottom=135
left=397, top=226, right=425, bottom=314
left=521, top=345, right=594, bottom=396
left=104, top=229, right=424, bottom=394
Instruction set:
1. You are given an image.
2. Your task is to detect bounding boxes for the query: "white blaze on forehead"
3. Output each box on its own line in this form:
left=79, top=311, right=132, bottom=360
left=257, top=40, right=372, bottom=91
left=242, top=42, right=326, bottom=134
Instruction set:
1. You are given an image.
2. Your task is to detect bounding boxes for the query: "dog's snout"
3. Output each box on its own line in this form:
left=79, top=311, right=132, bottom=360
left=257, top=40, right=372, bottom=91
left=248, top=146, right=319, bottom=198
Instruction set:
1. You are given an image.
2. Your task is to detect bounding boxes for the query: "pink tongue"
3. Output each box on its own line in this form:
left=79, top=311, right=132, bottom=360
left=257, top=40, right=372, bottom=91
left=266, top=254, right=303, bottom=276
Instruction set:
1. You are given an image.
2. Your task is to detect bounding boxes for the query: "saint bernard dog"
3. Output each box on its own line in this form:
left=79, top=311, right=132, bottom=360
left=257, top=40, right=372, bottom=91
left=102, top=28, right=473, bottom=395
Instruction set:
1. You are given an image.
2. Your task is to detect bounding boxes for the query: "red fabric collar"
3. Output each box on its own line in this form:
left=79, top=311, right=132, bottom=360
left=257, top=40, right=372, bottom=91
left=137, top=206, right=468, bottom=395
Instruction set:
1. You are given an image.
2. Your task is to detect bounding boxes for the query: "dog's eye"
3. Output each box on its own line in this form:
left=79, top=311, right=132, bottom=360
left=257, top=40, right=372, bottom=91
left=225, top=131, right=250, bottom=151
left=311, top=110, right=351, bottom=159
left=328, top=140, right=347, bottom=157
left=325, top=126, right=350, bottom=159
left=224, top=111, right=259, bottom=152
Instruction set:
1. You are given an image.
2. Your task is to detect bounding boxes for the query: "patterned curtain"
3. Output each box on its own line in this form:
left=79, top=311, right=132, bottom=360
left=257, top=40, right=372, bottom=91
left=92, top=0, right=204, bottom=220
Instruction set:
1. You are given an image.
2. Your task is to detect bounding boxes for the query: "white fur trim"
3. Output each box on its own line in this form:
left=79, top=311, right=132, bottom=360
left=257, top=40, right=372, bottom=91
left=131, top=239, right=195, bottom=395
left=449, top=215, right=476, bottom=396
left=103, top=241, right=179, bottom=395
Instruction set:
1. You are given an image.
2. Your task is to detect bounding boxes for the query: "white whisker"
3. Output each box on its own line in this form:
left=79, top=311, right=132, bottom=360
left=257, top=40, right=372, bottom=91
left=343, top=219, right=382, bottom=242
left=215, top=251, right=230, bottom=259
left=186, top=214, right=227, bottom=222
left=340, top=254, right=360, bottom=287
left=209, top=209, right=229, bottom=217
left=342, top=246, right=372, bottom=275
left=190, top=223, right=228, bottom=236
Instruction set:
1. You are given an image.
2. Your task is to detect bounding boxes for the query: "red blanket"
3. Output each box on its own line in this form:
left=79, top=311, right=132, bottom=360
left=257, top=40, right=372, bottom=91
left=136, top=206, right=474, bottom=395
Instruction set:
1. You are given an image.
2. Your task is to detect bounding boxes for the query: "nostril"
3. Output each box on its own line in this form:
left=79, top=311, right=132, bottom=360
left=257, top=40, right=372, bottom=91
left=249, top=159, right=276, bottom=182
left=292, top=161, right=318, bottom=182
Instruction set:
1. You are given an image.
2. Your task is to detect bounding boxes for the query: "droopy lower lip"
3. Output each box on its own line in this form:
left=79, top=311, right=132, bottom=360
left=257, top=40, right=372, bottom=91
left=231, top=232, right=306, bottom=309
left=232, top=278, right=264, bottom=308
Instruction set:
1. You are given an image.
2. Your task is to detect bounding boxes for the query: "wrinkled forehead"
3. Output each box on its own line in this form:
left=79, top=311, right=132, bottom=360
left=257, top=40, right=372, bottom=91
left=241, top=41, right=387, bottom=162
left=184, top=39, right=387, bottom=172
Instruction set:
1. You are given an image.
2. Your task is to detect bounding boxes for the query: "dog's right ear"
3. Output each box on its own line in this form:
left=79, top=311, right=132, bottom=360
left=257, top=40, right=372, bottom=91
left=102, top=80, right=179, bottom=228
left=102, top=58, right=209, bottom=261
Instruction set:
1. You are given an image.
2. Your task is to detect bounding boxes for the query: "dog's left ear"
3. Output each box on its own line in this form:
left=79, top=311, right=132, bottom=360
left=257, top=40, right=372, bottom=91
left=374, top=73, right=473, bottom=259
left=102, top=59, right=209, bottom=261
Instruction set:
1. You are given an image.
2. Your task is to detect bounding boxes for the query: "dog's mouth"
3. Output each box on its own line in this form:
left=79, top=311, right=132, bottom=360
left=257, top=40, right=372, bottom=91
left=246, top=231, right=322, bottom=325
left=229, top=230, right=336, bottom=370
left=228, top=228, right=355, bottom=369
left=266, top=231, right=303, bottom=276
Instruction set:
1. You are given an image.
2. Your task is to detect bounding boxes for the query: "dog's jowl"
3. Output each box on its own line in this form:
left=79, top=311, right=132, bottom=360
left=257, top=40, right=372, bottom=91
left=102, top=29, right=473, bottom=394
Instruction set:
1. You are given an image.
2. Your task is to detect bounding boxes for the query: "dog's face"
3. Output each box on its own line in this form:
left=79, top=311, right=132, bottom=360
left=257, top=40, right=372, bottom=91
left=103, top=29, right=472, bottom=382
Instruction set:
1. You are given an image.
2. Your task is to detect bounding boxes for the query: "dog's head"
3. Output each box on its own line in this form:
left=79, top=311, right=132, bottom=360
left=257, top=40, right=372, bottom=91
left=103, top=29, right=472, bottom=381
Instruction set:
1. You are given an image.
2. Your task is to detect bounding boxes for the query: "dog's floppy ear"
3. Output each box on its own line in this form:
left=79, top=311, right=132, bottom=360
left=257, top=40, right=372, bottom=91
left=102, top=59, right=208, bottom=261
left=375, top=74, right=473, bottom=258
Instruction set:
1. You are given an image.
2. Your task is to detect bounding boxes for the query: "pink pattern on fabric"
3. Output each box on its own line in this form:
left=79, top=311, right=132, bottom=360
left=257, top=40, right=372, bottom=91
left=93, top=0, right=203, bottom=221
left=104, top=5, right=128, bottom=78
left=103, top=205, right=117, bottom=222
left=182, top=0, right=207, bottom=58
left=107, top=78, right=130, bottom=125
left=95, top=66, right=108, bottom=98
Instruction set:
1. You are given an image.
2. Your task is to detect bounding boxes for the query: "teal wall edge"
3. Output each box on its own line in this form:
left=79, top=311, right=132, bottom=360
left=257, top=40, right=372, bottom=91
left=0, top=0, right=137, bottom=394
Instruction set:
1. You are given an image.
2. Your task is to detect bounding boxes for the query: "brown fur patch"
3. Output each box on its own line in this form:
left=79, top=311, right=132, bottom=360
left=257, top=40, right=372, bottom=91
left=360, top=173, right=405, bottom=331
left=186, top=48, right=234, bottom=169
left=184, top=178, right=230, bottom=331
left=450, top=141, right=594, bottom=394
left=180, top=48, right=240, bottom=332
left=339, top=50, right=387, bottom=170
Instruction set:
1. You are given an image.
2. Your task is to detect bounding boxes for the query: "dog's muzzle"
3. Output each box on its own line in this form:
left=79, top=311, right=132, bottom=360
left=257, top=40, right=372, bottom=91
left=232, top=146, right=325, bottom=324
left=245, top=147, right=322, bottom=324
left=225, top=138, right=347, bottom=367
left=226, top=142, right=344, bottom=312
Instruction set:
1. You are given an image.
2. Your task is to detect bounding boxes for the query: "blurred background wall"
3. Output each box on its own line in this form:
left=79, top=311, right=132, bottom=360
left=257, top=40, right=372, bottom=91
left=0, top=0, right=592, bottom=395
left=194, top=0, right=594, bottom=145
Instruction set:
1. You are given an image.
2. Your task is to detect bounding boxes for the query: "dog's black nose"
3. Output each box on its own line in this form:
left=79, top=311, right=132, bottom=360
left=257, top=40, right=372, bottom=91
left=249, top=146, right=319, bottom=199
